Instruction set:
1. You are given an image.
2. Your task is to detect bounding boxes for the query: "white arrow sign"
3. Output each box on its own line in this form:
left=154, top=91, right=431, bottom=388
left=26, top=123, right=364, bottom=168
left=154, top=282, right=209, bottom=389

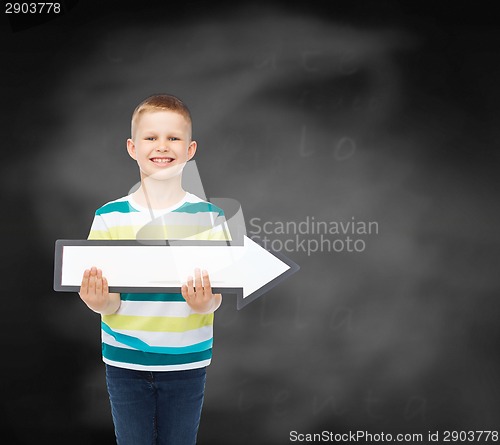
left=54, top=236, right=299, bottom=309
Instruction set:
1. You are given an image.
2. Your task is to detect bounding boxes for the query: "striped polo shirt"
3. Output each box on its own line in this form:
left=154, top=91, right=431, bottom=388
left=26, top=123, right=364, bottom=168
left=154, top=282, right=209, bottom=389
left=87, top=192, right=230, bottom=371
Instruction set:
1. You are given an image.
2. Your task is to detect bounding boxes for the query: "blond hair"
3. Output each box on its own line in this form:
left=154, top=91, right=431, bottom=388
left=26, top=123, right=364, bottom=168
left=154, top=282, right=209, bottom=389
left=131, top=94, right=192, bottom=139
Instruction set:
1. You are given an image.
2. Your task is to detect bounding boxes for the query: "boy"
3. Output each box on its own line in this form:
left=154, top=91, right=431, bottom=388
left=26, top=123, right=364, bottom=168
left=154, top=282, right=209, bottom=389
left=79, top=94, right=229, bottom=445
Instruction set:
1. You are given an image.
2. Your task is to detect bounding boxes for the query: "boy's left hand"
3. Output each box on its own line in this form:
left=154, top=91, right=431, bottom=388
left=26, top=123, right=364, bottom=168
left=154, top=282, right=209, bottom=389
left=181, top=268, right=222, bottom=314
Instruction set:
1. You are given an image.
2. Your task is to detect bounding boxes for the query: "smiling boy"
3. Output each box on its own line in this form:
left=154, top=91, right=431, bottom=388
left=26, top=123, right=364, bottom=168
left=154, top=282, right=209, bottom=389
left=79, top=94, right=229, bottom=445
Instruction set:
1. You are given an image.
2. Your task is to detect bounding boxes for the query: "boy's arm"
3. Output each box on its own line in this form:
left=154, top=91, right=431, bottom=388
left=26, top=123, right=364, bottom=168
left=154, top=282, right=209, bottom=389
left=181, top=206, right=230, bottom=313
left=80, top=212, right=120, bottom=314
left=79, top=266, right=121, bottom=315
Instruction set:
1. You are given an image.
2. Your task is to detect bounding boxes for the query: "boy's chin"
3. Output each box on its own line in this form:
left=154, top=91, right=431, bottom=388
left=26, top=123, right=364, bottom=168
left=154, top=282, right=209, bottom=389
left=142, top=163, right=185, bottom=181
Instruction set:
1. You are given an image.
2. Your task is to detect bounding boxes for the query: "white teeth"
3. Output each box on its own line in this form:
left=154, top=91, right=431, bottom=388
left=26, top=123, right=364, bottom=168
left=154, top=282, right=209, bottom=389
left=151, top=158, right=173, bottom=163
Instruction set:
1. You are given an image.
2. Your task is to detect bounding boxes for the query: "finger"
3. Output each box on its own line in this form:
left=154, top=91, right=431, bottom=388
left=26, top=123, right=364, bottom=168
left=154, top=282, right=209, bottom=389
left=181, top=283, right=187, bottom=298
left=88, top=266, right=97, bottom=293
left=181, top=283, right=190, bottom=302
left=80, top=269, right=90, bottom=294
left=96, top=269, right=103, bottom=293
left=102, top=276, right=109, bottom=296
left=186, top=275, right=194, bottom=299
left=202, top=270, right=211, bottom=294
left=194, top=268, right=203, bottom=294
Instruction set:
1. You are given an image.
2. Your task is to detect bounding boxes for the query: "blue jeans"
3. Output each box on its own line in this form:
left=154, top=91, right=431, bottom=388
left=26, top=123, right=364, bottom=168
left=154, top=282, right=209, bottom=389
left=105, top=364, right=206, bottom=445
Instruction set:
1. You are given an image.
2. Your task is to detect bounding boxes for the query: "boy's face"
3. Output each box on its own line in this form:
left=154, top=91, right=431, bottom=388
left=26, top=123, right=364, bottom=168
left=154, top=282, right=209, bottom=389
left=127, top=110, right=196, bottom=181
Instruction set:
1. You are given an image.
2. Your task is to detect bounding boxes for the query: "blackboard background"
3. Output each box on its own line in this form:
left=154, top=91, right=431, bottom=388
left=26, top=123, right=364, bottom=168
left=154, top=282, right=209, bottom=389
left=1, top=1, right=499, bottom=443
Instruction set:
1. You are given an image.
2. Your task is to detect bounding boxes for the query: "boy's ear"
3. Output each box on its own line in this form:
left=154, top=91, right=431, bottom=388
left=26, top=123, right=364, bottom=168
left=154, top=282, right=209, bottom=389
left=126, top=138, right=137, bottom=160
left=187, top=140, right=197, bottom=161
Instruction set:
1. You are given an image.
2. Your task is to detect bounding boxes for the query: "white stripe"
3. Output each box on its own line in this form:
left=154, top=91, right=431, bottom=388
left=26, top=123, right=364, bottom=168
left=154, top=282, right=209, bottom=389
left=102, top=325, right=213, bottom=348
left=209, top=223, right=227, bottom=233
left=154, top=212, right=222, bottom=225
left=103, top=357, right=211, bottom=372
left=117, top=300, right=194, bottom=318
left=101, top=211, right=221, bottom=226
left=90, top=215, right=109, bottom=231
left=102, top=331, right=135, bottom=350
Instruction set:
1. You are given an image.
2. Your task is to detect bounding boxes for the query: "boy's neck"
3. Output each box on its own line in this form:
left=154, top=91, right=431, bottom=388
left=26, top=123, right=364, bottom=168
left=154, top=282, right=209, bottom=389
left=132, top=175, right=186, bottom=210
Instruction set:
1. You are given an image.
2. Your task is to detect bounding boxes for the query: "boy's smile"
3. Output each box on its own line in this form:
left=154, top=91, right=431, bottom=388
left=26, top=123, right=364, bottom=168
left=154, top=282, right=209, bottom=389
left=150, top=156, right=174, bottom=166
left=127, top=110, right=196, bottom=179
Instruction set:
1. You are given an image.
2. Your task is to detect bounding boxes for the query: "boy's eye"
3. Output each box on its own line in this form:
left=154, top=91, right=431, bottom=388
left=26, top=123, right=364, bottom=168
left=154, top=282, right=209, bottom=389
left=145, top=137, right=155, bottom=141
left=168, top=137, right=179, bottom=141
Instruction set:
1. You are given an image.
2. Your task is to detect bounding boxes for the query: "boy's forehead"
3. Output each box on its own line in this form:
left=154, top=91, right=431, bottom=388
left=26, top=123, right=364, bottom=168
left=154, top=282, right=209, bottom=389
left=137, top=110, right=190, bottom=128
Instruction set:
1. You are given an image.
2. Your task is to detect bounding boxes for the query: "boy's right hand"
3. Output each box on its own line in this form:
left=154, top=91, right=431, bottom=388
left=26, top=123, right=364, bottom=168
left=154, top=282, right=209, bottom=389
left=79, top=266, right=121, bottom=315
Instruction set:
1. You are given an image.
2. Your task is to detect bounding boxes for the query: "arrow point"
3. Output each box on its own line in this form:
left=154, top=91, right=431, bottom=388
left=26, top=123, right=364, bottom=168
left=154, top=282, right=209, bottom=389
left=235, top=237, right=300, bottom=310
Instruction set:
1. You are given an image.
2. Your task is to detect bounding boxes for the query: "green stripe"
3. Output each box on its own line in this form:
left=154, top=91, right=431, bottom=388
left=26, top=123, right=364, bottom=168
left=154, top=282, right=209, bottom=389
left=102, top=322, right=213, bottom=354
left=121, top=293, right=186, bottom=302
left=173, top=201, right=223, bottom=216
left=96, top=201, right=139, bottom=215
left=103, top=343, right=212, bottom=366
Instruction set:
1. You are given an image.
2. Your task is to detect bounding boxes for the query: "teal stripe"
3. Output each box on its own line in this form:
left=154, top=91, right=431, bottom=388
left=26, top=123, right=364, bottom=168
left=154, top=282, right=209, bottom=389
left=96, top=201, right=139, bottom=215
left=173, top=201, right=224, bottom=216
left=103, top=343, right=212, bottom=366
left=121, top=293, right=186, bottom=302
left=101, top=322, right=213, bottom=354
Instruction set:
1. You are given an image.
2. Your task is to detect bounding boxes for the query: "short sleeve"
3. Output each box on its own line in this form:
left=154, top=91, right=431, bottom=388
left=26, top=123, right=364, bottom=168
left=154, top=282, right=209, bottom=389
left=87, top=213, right=112, bottom=240
left=208, top=210, right=232, bottom=241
